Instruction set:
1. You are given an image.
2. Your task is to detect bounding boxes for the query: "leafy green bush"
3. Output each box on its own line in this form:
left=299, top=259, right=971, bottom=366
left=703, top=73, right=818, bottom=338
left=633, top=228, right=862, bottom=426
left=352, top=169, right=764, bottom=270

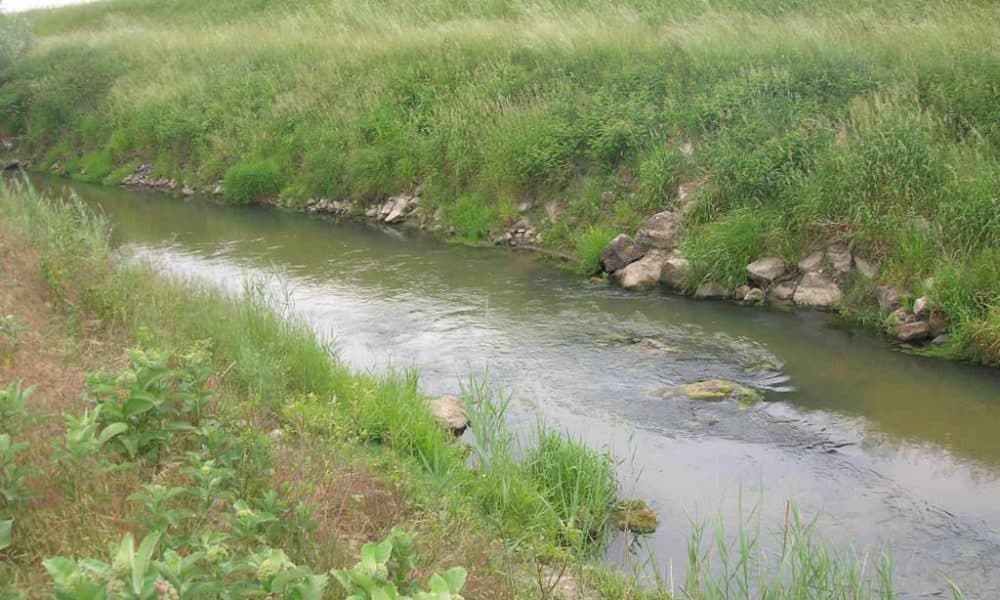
left=441, top=195, right=496, bottom=242
left=223, top=159, right=283, bottom=205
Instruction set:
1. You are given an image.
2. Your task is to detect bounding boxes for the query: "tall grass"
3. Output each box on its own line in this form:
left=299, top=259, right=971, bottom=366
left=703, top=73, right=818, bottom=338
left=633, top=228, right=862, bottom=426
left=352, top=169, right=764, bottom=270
left=3, top=0, right=998, bottom=364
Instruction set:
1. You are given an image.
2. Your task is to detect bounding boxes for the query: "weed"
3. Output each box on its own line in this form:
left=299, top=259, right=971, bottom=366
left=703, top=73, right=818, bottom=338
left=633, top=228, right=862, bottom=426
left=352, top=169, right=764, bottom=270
left=574, top=225, right=617, bottom=275
left=223, top=160, right=282, bottom=205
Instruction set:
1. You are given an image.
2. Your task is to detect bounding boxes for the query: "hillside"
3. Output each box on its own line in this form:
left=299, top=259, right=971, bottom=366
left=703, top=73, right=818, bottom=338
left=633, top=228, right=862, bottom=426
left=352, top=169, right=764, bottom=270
left=1, top=0, right=999, bottom=365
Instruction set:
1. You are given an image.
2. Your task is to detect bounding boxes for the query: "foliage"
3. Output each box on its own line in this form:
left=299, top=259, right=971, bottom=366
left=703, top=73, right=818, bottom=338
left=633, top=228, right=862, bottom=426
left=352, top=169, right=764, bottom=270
left=0, top=13, right=29, bottom=85
left=574, top=225, right=617, bottom=275
left=332, top=529, right=467, bottom=600
left=0, top=316, right=25, bottom=360
left=83, top=345, right=214, bottom=462
left=223, top=160, right=282, bottom=205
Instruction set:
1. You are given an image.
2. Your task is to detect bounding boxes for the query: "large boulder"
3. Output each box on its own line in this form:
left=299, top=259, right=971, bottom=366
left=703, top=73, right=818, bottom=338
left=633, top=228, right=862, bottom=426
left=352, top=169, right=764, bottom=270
left=614, top=251, right=668, bottom=290
left=797, top=251, right=824, bottom=273
left=659, top=253, right=691, bottom=289
left=428, top=395, right=469, bottom=435
left=793, top=272, right=842, bottom=309
left=636, top=211, right=681, bottom=250
left=601, top=234, right=645, bottom=273
left=913, top=296, right=932, bottom=319
left=746, top=256, right=787, bottom=286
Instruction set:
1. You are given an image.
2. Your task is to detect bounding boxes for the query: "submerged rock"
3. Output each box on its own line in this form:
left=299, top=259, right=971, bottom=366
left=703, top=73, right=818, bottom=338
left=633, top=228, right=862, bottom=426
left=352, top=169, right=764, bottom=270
left=614, top=251, right=667, bottom=290
left=693, top=281, right=730, bottom=299
left=793, top=272, right=842, bottom=309
left=680, top=379, right=760, bottom=405
left=636, top=211, right=681, bottom=250
left=601, top=234, right=645, bottom=273
left=428, top=395, right=469, bottom=436
left=746, top=256, right=787, bottom=286
left=611, top=500, right=658, bottom=535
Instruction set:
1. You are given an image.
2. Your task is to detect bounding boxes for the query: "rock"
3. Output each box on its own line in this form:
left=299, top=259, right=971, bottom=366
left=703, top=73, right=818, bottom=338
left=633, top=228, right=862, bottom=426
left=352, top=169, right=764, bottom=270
left=428, top=395, right=469, bottom=435
left=797, top=251, right=824, bottom=273
left=516, top=200, right=533, bottom=213
left=181, top=185, right=196, bottom=196
left=744, top=288, right=765, bottom=304
left=768, top=280, right=797, bottom=303
left=659, top=253, right=691, bottom=289
left=913, top=296, right=932, bottom=319
left=611, top=500, right=658, bottom=534
left=636, top=211, right=681, bottom=250
left=733, top=285, right=750, bottom=301
left=893, top=321, right=931, bottom=342
left=377, top=195, right=414, bottom=224
left=927, top=311, right=949, bottom=336
left=211, top=183, right=224, bottom=196
left=614, top=251, right=666, bottom=290
left=1, top=159, right=22, bottom=171
left=413, top=184, right=424, bottom=197
left=931, top=334, right=952, bottom=346
left=746, top=256, right=787, bottom=286
left=693, top=281, right=730, bottom=300
left=793, top=272, right=842, bottom=309
left=826, top=242, right=853, bottom=277
left=892, top=308, right=915, bottom=324
left=545, top=200, right=563, bottom=224
left=854, top=256, right=877, bottom=279
left=681, top=379, right=760, bottom=405
left=876, top=286, right=902, bottom=311
left=600, top=234, right=645, bottom=273
left=268, top=428, right=284, bottom=441
left=364, top=206, right=378, bottom=218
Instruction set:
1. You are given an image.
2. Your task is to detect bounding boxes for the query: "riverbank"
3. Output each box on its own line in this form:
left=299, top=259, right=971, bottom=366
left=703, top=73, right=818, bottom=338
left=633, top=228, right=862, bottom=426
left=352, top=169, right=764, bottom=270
left=0, top=182, right=656, bottom=598
left=0, top=180, right=917, bottom=597
left=1, top=0, right=998, bottom=367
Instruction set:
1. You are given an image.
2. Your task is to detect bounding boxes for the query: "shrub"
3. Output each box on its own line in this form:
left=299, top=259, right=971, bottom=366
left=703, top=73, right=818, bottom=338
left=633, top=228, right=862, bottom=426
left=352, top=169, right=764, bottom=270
left=223, top=159, right=283, bottom=205
left=573, top=225, right=617, bottom=275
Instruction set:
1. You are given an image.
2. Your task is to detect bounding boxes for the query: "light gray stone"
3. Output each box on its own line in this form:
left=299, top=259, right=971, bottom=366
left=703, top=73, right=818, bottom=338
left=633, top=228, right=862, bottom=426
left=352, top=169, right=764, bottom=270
left=659, top=253, right=691, bottom=289
left=744, top=288, right=765, bottom=303
left=854, top=256, right=877, bottom=279
left=429, top=395, right=469, bottom=435
left=913, top=296, right=932, bottom=319
left=746, top=256, right=787, bottom=286
left=797, top=251, right=824, bottom=273
left=636, top=211, right=681, bottom=250
left=892, top=308, right=916, bottom=324
left=826, top=243, right=853, bottom=276
left=614, top=251, right=667, bottom=290
left=893, top=321, right=931, bottom=342
left=768, top=280, right=797, bottom=303
left=793, top=272, right=842, bottom=309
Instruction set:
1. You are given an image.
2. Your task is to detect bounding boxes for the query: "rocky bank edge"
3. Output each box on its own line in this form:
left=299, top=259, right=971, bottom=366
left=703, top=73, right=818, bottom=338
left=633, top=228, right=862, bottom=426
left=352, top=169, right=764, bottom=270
left=15, top=158, right=953, bottom=353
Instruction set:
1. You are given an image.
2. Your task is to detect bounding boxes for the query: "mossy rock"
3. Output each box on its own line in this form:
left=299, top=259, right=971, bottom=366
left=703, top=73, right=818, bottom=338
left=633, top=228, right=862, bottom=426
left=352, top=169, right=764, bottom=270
left=611, top=499, right=658, bottom=534
left=681, top=379, right=760, bottom=406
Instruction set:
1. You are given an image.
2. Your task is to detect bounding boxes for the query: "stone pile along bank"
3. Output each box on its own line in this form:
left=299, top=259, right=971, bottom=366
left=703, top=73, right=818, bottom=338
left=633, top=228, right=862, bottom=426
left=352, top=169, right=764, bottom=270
left=600, top=210, right=950, bottom=350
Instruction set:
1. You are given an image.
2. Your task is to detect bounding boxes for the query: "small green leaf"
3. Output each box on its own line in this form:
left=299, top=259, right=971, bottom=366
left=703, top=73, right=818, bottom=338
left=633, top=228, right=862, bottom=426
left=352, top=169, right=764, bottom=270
left=98, top=422, right=128, bottom=445
left=442, top=567, right=467, bottom=593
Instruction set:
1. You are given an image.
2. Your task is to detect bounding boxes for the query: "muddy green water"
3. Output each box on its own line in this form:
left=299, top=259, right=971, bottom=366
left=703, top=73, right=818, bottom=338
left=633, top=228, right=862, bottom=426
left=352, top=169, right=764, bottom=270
left=36, top=178, right=1000, bottom=597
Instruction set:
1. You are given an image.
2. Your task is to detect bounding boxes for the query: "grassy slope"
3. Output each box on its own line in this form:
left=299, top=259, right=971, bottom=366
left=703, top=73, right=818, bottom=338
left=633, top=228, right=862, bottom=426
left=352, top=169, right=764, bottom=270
left=1, top=0, right=998, bottom=366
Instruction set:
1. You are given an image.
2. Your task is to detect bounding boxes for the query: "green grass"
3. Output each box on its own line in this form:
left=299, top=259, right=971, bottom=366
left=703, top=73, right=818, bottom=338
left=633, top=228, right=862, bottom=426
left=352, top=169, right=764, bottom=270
left=3, top=0, right=998, bottom=364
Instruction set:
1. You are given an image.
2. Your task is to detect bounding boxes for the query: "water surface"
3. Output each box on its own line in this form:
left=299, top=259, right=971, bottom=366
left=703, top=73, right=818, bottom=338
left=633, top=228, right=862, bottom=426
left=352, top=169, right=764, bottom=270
left=37, top=178, right=1000, bottom=597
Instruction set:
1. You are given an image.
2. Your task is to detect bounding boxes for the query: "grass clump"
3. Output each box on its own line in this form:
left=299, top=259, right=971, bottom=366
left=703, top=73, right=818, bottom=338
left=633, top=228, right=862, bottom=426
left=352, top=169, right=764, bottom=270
left=223, top=159, right=282, bottom=205
left=574, top=225, right=618, bottom=275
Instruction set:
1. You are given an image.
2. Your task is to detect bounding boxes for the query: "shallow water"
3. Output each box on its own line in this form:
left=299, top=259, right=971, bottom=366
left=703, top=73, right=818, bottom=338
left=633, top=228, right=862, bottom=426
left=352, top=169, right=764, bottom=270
left=36, top=178, right=1000, bottom=597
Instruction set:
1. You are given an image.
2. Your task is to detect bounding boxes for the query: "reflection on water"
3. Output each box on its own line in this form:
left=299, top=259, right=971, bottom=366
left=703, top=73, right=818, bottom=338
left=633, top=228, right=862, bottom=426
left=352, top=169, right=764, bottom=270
left=34, top=177, right=1000, bottom=597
